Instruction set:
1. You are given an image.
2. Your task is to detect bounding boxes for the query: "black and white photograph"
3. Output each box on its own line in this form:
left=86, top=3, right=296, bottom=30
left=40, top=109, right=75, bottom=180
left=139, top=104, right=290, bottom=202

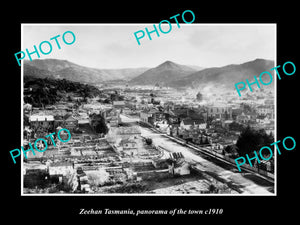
left=21, top=24, right=276, bottom=195
left=3, top=3, right=298, bottom=222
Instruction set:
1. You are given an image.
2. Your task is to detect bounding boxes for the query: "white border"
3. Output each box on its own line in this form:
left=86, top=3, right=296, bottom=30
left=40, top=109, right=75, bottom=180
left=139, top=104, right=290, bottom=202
left=21, top=23, right=277, bottom=196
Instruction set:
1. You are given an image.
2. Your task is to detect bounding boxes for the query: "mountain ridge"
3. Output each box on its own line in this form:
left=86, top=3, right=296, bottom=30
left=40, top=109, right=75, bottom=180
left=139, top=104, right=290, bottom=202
left=130, top=61, right=198, bottom=85
left=24, top=58, right=274, bottom=93
left=24, top=59, right=150, bottom=83
left=169, top=58, right=275, bottom=91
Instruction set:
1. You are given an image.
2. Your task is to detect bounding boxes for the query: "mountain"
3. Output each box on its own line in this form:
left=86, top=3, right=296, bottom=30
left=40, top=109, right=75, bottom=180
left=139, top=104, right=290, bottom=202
left=24, top=59, right=149, bottom=83
left=186, top=65, right=205, bottom=71
left=24, top=58, right=274, bottom=91
left=169, top=58, right=275, bottom=91
left=129, top=61, right=197, bottom=85
left=24, top=64, right=55, bottom=79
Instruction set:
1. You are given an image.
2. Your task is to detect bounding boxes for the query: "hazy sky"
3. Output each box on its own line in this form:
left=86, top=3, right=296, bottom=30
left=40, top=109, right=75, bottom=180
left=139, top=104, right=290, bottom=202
left=22, top=24, right=276, bottom=69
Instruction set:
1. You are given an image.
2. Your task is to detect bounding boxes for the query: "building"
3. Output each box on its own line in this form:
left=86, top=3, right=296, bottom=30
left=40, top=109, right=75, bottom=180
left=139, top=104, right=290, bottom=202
left=256, top=105, right=274, bottom=116
left=154, top=120, right=170, bottom=133
left=140, top=108, right=159, bottom=125
left=64, top=115, right=78, bottom=131
left=207, top=105, right=232, bottom=119
left=23, top=103, right=32, bottom=113
left=116, top=126, right=141, bottom=140
left=180, top=119, right=207, bottom=130
left=105, top=108, right=121, bottom=127
left=54, top=114, right=78, bottom=131
left=120, top=139, right=138, bottom=156
left=232, top=108, right=243, bottom=120
left=29, top=115, right=54, bottom=132
left=236, top=112, right=250, bottom=123
left=222, top=120, right=233, bottom=129
left=48, top=161, right=74, bottom=183
left=113, top=101, right=125, bottom=110
left=256, top=115, right=270, bottom=124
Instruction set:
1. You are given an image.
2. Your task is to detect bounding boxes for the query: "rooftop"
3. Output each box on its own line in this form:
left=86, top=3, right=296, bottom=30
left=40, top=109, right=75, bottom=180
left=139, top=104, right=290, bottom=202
left=49, top=161, right=73, bottom=167
left=29, top=115, right=54, bottom=122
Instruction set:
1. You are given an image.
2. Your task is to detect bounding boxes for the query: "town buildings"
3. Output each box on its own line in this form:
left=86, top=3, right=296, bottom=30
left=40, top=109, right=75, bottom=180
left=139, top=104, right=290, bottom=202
left=23, top=84, right=275, bottom=194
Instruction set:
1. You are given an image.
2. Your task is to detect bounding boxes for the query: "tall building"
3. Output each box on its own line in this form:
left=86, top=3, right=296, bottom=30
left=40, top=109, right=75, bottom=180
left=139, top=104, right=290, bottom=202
left=206, top=105, right=232, bottom=120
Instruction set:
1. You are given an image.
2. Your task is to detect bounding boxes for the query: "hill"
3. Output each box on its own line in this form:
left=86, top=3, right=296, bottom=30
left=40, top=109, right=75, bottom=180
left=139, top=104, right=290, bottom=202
left=24, top=76, right=102, bottom=107
left=169, top=58, right=275, bottom=91
left=129, top=61, right=197, bottom=85
left=24, top=59, right=149, bottom=83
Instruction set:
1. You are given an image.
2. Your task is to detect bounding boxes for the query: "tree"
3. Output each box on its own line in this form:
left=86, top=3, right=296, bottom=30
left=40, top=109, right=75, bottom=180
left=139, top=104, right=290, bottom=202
left=90, top=114, right=109, bottom=134
left=145, top=138, right=152, bottom=145
left=229, top=121, right=244, bottom=132
left=95, top=119, right=108, bottom=134
left=196, top=92, right=203, bottom=102
left=236, top=126, right=274, bottom=157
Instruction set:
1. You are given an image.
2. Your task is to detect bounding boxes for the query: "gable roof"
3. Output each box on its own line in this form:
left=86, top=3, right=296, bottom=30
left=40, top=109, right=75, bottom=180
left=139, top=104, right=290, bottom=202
left=120, top=139, right=137, bottom=145
left=182, top=118, right=206, bottom=125
left=113, top=101, right=125, bottom=107
left=65, top=115, right=78, bottom=121
left=141, top=108, right=159, bottom=114
left=182, top=119, right=194, bottom=125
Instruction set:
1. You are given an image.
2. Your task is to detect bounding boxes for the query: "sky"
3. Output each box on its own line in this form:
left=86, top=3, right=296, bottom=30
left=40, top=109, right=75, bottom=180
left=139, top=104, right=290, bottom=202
left=22, top=24, right=276, bottom=69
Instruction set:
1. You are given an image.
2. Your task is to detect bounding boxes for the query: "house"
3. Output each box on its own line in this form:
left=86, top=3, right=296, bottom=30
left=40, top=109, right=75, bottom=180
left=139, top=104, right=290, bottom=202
left=154, top=120, right=170, bottom=133
left=163, top=107, right=189, bottom=125
left=75, top=112, right=90, bottom=124
left=29, top=115, right=54, bottom=132
left=256, top=105, right=274, bottom=115
left=256, top=115, right=271, bottom=124
left=232, top=108, right=243, bottom=120
left=168, top=124, right=180, bottom=137
left=23, top=103, right=32, bottom=113
left=264, top=99, right=274, bottom=105
left=180, top=118, right=207, bottom=130
left=180, top=119, right=194, bottom=130
left=245, top=111, right=257, bottom=120
left=207, top=105, right=232, bottom=119
left=120, top=139, right=138, bottom=156
left=116, top=126, right=141, bottom=140
left=222, top=120, right=233, bottom=129
left=54, top=114, right=78, bottom=131
left=192, top=134, right=210, bottom=145
left=236, top=112, right=250, bottom=123
left=113, top=101, right=125, bottom=109
left=140, top=108, right=159, bottom=125
left=54, top=114, right=68, bottom=127
left=194, top=119, right=207, bottom=129
left=120, top=139, right=138, bottom=150
left=48, top=161, right=74, bottom=182
left=105, top=108, right=121, bottom=127
left=64, top=115, right=78, bottom=131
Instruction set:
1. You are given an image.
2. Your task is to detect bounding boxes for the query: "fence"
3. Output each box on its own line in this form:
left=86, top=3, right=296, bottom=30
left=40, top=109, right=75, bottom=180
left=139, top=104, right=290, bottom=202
left=160, top=130, right=275, bottom=181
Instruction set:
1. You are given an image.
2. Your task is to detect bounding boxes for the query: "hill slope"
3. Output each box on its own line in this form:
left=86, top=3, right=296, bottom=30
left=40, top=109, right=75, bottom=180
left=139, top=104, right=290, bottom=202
left=24, top=59, right=149, bottom=83
left=170, top=58, right=275, bottom=91
left=130, top=61, right=197, bottom=85
left=23, top=76, right=102, bottom=107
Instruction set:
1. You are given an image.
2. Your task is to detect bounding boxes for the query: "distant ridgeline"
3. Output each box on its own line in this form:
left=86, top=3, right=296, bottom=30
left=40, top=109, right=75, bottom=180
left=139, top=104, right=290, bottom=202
left=24, top=76, right=102, bottom=107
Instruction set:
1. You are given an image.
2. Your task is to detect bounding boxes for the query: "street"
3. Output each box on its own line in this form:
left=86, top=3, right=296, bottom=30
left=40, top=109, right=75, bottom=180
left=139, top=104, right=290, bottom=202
left=120, top=114, right=274, bottom=194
